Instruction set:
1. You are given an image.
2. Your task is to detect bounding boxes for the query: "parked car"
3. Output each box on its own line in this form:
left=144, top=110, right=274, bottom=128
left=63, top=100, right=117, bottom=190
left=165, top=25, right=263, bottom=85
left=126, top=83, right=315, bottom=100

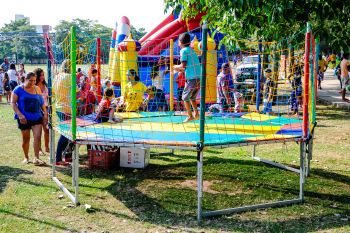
left=235, top=55, right=259, bottom=83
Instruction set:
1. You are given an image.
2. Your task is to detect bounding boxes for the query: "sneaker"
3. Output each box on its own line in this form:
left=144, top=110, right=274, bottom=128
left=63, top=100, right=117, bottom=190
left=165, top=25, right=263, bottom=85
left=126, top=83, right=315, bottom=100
left=108, top=119, right=114, bottom=123
left=22, top=158, right=30, bottom=164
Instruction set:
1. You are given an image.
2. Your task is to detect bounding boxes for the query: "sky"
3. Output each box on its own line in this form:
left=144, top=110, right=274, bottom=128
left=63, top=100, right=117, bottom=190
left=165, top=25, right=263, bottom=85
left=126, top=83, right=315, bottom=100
left=0, top=0, right=169, bottom=32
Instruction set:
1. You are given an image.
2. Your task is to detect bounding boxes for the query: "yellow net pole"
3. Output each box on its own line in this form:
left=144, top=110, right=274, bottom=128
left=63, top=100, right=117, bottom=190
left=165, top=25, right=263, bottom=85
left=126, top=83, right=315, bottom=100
left=170, top=39, right=174, bottom=111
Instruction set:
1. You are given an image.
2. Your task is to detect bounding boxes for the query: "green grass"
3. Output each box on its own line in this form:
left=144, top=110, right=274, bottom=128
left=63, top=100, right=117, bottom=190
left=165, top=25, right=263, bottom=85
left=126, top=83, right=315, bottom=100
left=0, top=102, right=349, bottom=233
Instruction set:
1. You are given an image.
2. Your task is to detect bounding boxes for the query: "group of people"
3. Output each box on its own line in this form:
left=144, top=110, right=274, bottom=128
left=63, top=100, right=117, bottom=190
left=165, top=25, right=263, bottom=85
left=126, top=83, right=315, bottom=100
left=319, top=53, right=350, bottom=103
left=334, top=53, right=350, bottom=102
left=9, top=66, right=50, bottom=166
left=0, top=58, right=26, bottom=103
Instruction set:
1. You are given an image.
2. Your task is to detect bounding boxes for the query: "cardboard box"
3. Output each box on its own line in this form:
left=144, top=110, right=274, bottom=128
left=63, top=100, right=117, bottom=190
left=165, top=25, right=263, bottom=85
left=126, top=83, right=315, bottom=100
left=120, top=147, right=150, bottom=168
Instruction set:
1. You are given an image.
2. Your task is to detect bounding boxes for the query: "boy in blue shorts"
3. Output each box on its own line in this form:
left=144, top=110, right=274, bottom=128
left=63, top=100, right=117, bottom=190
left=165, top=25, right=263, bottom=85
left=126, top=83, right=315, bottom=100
left=173, top=33, right=201, bottom=122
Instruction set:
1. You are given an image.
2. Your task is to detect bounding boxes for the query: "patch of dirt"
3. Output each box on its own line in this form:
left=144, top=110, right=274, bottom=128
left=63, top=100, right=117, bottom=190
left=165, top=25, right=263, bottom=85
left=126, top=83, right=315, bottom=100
left=180, top=179, right=219, bottom=194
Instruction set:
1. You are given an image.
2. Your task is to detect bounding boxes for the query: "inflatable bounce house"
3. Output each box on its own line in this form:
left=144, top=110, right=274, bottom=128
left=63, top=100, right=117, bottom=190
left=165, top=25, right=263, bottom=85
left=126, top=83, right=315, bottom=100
left=107, top=11, right=228, bottom=104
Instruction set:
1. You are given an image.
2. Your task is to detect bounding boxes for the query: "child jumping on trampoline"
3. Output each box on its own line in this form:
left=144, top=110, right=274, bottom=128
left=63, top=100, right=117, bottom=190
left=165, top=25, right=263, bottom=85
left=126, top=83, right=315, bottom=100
left=95, top=87, right=123, bottom=123
left=262, top=68, right=275, bottom=115
left=173, top=32, right=201, bottom=123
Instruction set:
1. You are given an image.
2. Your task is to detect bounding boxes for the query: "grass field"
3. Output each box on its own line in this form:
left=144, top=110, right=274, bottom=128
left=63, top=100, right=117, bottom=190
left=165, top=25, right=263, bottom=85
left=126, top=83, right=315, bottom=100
left=0, top=101, right=349, bottom=233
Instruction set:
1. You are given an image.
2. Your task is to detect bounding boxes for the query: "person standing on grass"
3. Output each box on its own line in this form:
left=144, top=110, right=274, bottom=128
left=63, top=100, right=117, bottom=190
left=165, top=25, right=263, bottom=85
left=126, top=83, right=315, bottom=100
left=2, top=72, right=11, bottom=103
left=173, top=32, right=201, bottom=123
left=1, top=57, right=10, bottom=72
left=340, top=53, right=350, bottom=102
left=35, top=68, right=50, bottom=155
left=11, top=72, right=47, bottom=165
left=0, top=68, right=4, bottom=103
left=18, top=63, right=26, bottom=84
left=7, top=63, right=19, bottom=94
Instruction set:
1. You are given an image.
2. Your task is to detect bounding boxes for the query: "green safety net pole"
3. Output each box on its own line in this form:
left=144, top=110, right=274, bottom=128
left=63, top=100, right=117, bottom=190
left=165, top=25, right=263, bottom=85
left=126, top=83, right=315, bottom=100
left=70, top=26, right=77, bottom=141
left=256, top=39, right=262, bottom=110
left=199, top=24, right=208, bottom=145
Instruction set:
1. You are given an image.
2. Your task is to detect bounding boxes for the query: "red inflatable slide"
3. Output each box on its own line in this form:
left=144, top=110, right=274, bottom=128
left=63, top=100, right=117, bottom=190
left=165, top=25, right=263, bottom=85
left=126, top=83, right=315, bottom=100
left=138, top=12, right=204, bottom=56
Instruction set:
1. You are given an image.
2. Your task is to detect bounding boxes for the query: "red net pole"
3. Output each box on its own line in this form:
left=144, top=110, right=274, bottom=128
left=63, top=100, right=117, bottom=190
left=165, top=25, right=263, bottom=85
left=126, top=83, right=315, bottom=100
left=303, top=23, right=311, bottom=139
left=96, top=38, right=102, bottom=102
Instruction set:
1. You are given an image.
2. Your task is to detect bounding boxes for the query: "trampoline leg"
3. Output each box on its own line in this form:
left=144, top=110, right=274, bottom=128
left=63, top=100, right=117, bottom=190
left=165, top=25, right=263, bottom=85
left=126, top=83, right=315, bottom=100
left=50, top=128, right=56, bottom=177
left=72, top=144, right=79, bottom=205
left=299, top=142, right=305, bottom=201
left=197, top=150, right=203, bottom=224
left=171, top=149, right=175, bottom=155
left=306, top=138, right=313, bottom=177
left=252, top=145, right=256, bottom=158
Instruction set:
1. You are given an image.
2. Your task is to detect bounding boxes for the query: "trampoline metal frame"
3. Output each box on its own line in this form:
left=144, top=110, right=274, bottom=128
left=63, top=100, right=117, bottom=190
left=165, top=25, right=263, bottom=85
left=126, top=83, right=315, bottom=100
left=50, top=126, right=310, bottom=222
left=197, top=140, right=308, bottom=222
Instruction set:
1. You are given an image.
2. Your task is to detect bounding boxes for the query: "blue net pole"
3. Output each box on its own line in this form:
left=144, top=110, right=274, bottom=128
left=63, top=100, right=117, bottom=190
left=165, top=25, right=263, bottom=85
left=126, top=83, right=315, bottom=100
left=256, top=39, right=262, bottom=110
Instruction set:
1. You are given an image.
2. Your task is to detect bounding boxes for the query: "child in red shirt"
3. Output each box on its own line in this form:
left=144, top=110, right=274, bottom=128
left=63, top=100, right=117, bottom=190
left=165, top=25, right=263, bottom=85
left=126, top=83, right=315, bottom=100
left=95, top=88, right=122, bottom=123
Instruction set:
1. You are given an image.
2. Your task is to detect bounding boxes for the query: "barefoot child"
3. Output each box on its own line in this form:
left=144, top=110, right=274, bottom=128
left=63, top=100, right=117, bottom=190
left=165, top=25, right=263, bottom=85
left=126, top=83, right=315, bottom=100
left=262, top=68, right=275, bottom=115
left=173, top=33, right=201, bottom=122
left=95, top=87, right=122, bottom=123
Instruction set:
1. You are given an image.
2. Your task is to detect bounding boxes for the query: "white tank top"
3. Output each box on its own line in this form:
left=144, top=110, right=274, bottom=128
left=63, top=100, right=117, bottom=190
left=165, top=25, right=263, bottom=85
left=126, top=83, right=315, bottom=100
left=7, top=69, right=18, bottom=82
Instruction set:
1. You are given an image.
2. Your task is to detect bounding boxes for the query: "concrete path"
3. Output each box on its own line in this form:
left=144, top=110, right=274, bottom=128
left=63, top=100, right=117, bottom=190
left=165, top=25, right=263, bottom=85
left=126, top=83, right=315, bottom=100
left=317, top=69, right=350, bottom=110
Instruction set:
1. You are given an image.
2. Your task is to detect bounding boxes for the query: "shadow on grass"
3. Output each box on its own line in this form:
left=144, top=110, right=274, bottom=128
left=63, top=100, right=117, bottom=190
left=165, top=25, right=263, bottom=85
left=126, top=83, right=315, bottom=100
left=312, top=168, right=350, bottom=185
left=0, top=166, right=32, bottom=193
left=316, top=105, right=350, bottom=120
left=53, top=152, right=350, bottom=232
left=0, top=208, right=76, bottom=232
left=0, top=166, right=75, bottom=231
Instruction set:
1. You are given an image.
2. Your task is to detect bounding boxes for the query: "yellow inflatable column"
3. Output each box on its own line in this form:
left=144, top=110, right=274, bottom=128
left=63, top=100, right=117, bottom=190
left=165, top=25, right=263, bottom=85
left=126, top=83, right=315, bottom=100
left=118, top=34, right=139, bottom=94
left=191, top=36, right=201, bottom=56
left=111, top=47, right=121, bottom=84
left=53, top=72, right=72, bottom=116
left=199, top=34, right=217, bottom=103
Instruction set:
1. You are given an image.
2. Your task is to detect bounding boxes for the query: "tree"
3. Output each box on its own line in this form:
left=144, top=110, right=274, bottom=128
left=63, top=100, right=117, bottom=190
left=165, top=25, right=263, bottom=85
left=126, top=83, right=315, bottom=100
left=54, top=19, right=147, bottom=64
left=164, top=0, right=350, bottom=52
left=0, top=19, right=47, bottom=63
left=130, top=26, right=146, bottom=41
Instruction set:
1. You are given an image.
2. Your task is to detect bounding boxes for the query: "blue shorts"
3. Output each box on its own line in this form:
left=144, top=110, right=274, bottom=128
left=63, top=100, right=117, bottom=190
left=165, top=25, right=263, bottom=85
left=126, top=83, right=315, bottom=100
left=10, top=80, right=18, bottom=91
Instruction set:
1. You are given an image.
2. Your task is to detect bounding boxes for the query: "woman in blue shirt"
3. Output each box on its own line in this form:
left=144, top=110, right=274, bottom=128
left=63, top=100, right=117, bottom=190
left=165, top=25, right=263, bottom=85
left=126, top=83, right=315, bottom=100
left=11, top=72, right=47, bottom=165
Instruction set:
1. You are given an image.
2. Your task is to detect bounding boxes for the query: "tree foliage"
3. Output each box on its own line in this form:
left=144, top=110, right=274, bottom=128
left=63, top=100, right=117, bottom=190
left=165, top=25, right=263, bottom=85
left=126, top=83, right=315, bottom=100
left=53, top=19, right=147, bottom=63
left=130, top=26, right=146, bottom=41
left=0, top=19, right=47, bottom=63
left=165, top=0, right=350, bottom=52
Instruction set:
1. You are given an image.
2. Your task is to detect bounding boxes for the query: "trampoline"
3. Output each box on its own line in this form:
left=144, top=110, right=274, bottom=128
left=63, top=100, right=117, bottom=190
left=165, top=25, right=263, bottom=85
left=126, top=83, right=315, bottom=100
left=57, top=111, right=303, bottom=149
left=47, top=23, right=317, bottom=223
